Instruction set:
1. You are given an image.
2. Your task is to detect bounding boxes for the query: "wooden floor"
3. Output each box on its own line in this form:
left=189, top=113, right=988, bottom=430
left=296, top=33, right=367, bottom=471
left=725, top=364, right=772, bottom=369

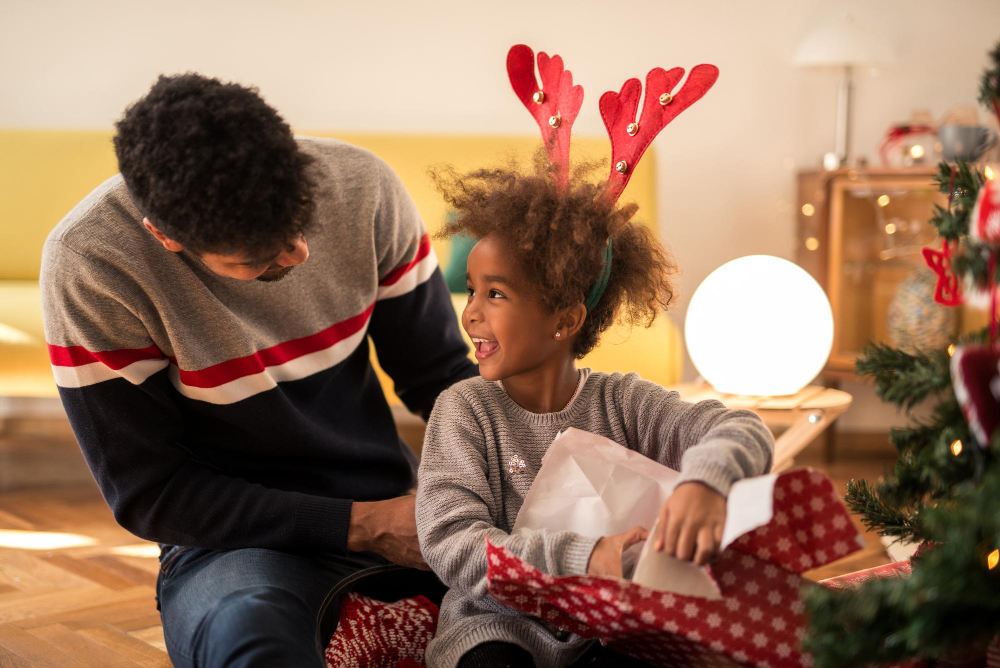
left=0, top=418, right=168, bottom=667
left=0, top=417, right=898, bottom=667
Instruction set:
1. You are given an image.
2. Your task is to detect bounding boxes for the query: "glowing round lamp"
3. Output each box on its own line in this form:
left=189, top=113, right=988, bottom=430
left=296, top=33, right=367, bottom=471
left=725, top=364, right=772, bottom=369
left=685, top=255, right=833, bottom=396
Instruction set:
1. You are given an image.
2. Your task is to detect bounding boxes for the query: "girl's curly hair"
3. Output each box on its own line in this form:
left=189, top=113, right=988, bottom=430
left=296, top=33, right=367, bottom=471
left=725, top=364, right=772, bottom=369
left=114, top=73, right=316, bottom=256
left=434, top=159, right=677, bottom=357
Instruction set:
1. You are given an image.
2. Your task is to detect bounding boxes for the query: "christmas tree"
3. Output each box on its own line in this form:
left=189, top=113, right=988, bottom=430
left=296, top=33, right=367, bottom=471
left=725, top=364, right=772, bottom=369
left=803, top=41, right=1000, bottom=666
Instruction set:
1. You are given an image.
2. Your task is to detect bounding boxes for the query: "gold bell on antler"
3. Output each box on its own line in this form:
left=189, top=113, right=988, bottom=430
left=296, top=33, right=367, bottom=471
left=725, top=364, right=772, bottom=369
left=659, top=92, right=673, bottom=106
left=532, top=91, right=545, bottom=104
left=626, top=122, right=639, bottom=136
left=615, top=160, right=629, bottom=174
left=548, top=113, right=561, bottom=128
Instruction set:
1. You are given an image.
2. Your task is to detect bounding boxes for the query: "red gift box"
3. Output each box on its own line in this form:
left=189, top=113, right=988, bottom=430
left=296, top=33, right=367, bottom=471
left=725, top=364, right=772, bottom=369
left=486, top=468, right=867, bottom=667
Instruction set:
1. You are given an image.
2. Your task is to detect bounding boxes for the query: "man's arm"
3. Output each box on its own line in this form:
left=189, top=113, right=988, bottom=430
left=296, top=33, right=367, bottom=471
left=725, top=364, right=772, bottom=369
left=347, top=494, right=425, bottom=569
left=366, top=160, right=476, bottom=421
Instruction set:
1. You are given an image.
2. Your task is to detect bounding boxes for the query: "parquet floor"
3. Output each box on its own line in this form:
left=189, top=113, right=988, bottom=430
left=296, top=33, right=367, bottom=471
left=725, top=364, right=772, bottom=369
left=0, top=419, right=168, bottom=667
left=0, top=416, right=897, bottom=667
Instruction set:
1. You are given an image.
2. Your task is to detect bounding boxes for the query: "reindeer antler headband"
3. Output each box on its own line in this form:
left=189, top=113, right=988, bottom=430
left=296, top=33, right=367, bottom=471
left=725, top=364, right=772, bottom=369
left=507, top=43, right=719, bottom=199
left=506, top=44, right=719, bottom=309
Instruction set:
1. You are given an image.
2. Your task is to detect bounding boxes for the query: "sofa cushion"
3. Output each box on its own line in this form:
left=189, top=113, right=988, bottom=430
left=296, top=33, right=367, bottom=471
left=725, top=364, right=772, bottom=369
left=0, top=282, right=53, bottom=397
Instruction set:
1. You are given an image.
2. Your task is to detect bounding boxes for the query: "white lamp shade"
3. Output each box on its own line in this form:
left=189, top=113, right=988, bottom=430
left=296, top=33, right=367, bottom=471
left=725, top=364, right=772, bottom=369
left=685, top=255, right=833, bottom=396
left=793, top=15, right=894, bottom=67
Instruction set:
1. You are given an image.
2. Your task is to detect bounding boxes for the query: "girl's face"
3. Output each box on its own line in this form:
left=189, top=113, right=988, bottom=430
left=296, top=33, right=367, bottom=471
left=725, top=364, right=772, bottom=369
left=462, top=235, right=567, bottom=382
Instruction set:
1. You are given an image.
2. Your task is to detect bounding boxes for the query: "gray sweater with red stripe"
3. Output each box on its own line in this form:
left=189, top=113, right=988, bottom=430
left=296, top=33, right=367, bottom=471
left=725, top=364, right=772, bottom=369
left=40, top=138, right=476, bottom=552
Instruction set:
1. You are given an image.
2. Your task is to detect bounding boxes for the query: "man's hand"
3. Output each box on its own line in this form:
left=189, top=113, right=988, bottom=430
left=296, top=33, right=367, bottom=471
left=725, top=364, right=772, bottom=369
left=587, top=526, right=649, bottom=578
left=654, top=481, right=727, bottom=566
left=347, top=494, right=428, bottom=570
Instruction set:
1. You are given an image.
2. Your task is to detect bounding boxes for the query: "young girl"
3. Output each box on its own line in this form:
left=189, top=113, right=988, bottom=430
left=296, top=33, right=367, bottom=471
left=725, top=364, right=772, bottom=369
left=415, top=164, right=774, bottom=668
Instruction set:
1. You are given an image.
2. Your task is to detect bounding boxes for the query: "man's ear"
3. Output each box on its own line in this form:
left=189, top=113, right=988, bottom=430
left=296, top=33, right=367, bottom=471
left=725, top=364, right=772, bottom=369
left=555, top=303, right=588, bottom=340
left=142, top=217, right=185, bottom=253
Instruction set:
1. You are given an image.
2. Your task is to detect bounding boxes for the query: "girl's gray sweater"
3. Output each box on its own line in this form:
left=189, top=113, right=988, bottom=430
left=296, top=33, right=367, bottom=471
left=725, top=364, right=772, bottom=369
left=415, top=371, right=774, bottom=667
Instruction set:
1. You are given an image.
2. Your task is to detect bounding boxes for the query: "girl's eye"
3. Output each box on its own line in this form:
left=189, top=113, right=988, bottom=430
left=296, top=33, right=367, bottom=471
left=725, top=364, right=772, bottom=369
left=466, top=286, right=475, bottom=298
left=488, top=289, right=506, bottom=299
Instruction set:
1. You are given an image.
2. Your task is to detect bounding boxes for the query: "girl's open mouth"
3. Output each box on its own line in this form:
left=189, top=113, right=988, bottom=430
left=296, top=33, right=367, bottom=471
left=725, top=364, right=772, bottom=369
left=472, top=337, right=499, bottom=360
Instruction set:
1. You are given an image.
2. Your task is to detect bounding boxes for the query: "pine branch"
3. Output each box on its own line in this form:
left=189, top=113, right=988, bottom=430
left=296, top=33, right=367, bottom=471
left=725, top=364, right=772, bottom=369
left=929, top=203, right=967, bottom=240
left=844, top=478, right=920, bottom=540
left=888, top=397, right=966, bottom=455
left=854, top=398, right=975, bottom=538
left=805, top=466, right=1000, bottom=667
left=933, top=161, right=984, bottom=203
left=855, top=344, right=951, bottom=410
left=929, top=162, right=982, bottom=241
left=880, top=413, right=977, bottom=507
left=889, top=423, right=937, bottom=454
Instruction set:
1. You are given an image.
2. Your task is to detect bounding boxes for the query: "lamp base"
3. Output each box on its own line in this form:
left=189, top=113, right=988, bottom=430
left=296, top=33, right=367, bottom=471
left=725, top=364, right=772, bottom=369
left=822, top=151, right=843, bottom=171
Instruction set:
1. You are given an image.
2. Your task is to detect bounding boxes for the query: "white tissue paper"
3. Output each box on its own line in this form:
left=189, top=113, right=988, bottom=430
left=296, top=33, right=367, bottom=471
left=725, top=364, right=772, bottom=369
left=512, top=427, right=777, bottom=600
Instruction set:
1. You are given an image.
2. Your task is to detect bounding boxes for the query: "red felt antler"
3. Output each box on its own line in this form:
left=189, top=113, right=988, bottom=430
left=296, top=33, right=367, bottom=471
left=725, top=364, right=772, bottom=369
left=507, top=44, right=584, bottom=190
left=600, top=64, right=719, bottom=202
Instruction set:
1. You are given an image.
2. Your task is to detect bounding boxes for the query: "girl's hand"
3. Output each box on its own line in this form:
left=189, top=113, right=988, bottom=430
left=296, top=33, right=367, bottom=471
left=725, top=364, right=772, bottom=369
left=654, top=481, right=727, bottom=566
left=587, top=526, right=649, bottom=578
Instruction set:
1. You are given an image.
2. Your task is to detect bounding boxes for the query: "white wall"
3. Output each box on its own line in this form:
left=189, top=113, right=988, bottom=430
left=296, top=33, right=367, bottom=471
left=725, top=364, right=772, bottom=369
left=4, top=0, right=999, bottom=429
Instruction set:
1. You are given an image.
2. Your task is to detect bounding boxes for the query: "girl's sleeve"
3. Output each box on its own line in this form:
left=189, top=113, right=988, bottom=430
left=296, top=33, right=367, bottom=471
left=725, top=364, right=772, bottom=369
left=613, top=373, right=775, bottom=496
left=416, top=389, right=599, bottom=595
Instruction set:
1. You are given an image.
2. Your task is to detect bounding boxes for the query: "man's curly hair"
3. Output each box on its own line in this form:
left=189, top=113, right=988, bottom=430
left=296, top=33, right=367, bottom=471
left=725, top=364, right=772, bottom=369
left=435, top=160, right=677, bottom=357
left=114, top=73, right=316, bottom=256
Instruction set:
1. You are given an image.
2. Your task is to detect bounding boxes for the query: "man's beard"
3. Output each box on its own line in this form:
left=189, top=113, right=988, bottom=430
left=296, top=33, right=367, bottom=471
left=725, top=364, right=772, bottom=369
left=256, top=266, right=294, bottom=282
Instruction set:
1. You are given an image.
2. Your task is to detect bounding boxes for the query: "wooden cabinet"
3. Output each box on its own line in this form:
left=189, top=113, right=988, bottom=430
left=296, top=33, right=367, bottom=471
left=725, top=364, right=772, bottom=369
left=796, top=168, right=949, bottom=378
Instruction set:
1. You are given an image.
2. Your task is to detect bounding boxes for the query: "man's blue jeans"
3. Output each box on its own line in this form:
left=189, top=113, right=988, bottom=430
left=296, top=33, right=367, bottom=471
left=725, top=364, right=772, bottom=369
left=156, top=545, right=443, bottom=667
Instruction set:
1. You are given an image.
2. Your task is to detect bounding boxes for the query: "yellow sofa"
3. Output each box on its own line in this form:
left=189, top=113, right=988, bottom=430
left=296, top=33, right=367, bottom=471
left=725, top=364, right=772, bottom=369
left=0, top=130, right=682, bottom=409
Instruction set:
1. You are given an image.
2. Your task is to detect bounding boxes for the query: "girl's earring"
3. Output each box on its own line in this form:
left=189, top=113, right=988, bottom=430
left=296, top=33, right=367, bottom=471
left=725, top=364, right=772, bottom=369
left=555, top=331, right=561, bottom=339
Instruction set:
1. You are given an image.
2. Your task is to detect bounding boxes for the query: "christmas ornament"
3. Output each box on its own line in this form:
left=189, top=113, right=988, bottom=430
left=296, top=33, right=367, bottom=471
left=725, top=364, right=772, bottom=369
left=886, top=268, right=958, bottom=353
left=950, top=343, right=1000, bottom=449
left=923, top=239, right=963, bottom=306
left=971, top=178, right=1000, bottom=246
left=971, top=180, right=1000, bottom=343
left=879, top=122, right=937, bottom=168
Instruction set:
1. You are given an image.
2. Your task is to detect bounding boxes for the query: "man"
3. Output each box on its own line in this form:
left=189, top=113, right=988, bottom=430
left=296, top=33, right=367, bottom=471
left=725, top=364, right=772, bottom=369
left=40, top=73, right=476, bottom=667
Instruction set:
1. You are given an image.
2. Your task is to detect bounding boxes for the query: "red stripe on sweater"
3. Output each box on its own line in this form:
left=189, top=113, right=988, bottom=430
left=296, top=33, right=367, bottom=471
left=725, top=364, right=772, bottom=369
left=48, top=302, right=375, bottom=389
left=48, top=343, right=165, bottom=369
left=379, top=235, right=431, bottom=287
left=176, top=302, right=375, bottom=388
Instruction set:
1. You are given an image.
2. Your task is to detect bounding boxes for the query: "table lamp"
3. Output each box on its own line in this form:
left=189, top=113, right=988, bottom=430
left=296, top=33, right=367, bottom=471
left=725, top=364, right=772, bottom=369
left=794, top=13, right=894, bottom=169
left=685, top=255, right=833, bottom=397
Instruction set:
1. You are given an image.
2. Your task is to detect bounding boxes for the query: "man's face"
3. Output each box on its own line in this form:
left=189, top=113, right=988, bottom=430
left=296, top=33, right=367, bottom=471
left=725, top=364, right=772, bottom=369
left=198, top=236, right=310, bottom=281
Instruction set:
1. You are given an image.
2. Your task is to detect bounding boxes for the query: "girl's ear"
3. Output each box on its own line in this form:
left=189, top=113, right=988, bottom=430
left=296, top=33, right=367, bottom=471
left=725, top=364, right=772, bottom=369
left=556, top=303, right=588, bottom=340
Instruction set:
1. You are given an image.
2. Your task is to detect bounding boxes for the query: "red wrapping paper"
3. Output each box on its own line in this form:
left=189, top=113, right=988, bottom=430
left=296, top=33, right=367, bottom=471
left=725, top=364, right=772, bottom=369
left=487, top=468, right=866, bottom=667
